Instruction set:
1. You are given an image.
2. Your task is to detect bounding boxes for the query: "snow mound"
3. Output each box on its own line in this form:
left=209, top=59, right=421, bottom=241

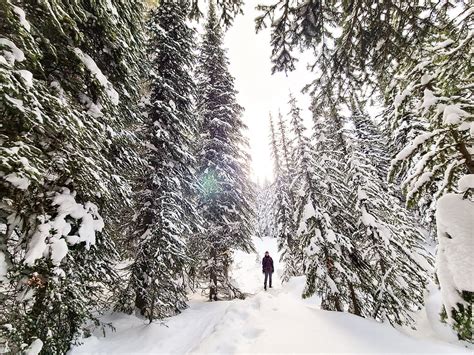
left=436, top=192, right=474, bottom=323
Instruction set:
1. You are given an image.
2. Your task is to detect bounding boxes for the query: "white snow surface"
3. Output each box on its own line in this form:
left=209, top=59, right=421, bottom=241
left=0, top=251, right=7, bottom=281
left=12, top=6, right=31, bottom=32
left=25, top=339, right=43, bottom=355
left=74, top=48, right=119, bottom=104
left=421, top=89, right=437, bottom=110
left=70, top=237, right=470, bottom=354
left=5, top=172, right=30, bottom=190
left=442, top=105, right=469, bottom=125
left=0, top=37, right=25, bottom=64
left=24, top=189, right=104, bottom=266
left=17, top=69, right=33, bottom=88
left=436, top=192, right=474, bottom=323
left=458, top=174, right=474, bottom=191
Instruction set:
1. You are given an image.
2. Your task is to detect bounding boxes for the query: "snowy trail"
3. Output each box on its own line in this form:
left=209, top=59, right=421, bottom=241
left=71, top=237, right=470, bottom=354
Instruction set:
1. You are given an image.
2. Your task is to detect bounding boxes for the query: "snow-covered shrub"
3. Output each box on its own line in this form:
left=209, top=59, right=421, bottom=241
left=436, top=175, right=473, bottom=340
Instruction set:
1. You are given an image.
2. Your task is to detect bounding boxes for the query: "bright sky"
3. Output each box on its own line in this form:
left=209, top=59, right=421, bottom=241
left=224, top=2, right=313, bottom=184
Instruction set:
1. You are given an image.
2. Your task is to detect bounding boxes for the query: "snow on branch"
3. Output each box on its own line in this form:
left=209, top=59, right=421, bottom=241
left=24, top=188, right=104, bottom=267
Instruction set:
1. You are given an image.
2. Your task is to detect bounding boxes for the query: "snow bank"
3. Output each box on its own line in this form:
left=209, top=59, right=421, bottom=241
left=436, top=188, right=474, bottom=322
left=407, top=282, right=459, bottom=343
left=71, top=278, right=469, bottom=354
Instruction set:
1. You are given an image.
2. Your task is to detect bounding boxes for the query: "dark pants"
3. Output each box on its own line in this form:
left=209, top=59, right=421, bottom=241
left=264, top=271, right=272, bottom=288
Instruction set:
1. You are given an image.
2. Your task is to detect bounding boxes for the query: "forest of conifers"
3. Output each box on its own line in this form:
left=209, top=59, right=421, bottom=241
left=0, top=0, right=472, bottom=353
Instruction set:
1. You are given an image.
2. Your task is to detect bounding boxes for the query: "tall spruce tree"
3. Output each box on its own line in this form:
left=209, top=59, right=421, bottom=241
left=194, top=1, right=254, bottom=301
left=276, top=110, right=296, bottom=183
left=0, top=0, right=145, bottom=353
left=387, top=6, right=473, bottom=339
left=116, top=0, right=199, bottom=321
left=255, top=180, right=277, bottom=239
left=277, top=110, right=301, bottom=280
left=269, top=113, right=299, bottom=282
left=293, top=95, right=360, bottom=314
left=255, top=0, right=433, bottom=82
left=348, top=110, right=432, bottom=325
left=189, top=0, right=244, bottom=27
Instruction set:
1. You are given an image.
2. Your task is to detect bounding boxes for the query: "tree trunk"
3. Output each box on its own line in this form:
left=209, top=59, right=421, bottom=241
left=325, top=249, right=343, bottom=312
left=453, top=130, right=474, bottom=174
left=209, top=247, right=218, bottom=301
left=348, top=282, right=361, bottom=316
left=135, top=284, right=148, bottom=317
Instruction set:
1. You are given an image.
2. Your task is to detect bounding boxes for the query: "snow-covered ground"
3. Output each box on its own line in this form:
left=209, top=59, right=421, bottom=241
left=70, top=237, right=470, bottom=354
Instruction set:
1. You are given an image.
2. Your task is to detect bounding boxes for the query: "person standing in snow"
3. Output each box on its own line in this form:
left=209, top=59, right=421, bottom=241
left=262, top=251, right=274, bottom=291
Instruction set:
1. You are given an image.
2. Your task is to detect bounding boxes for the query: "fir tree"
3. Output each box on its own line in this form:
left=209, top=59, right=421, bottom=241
left=276, top=110, right=300, bottom=280
left=190, top=0, right=244, bottom=27
left=291, top=99, right=360, bottom=314
left=387, top=6, right=473, bottom=339
left=276, top=110, right=296, bottom=183
left=255, top=180, right=277, bottom=240
left=256, top=0, right=433, bottom=81
left=348, top=110, right=432, bottom=325
left=194, top=1, right=254, bottom=301
left=116, top=0, right=199, bottom=321
left=257, top=0, right=472, bottom=338
left=269, top=113, right=299, bottom=282
left=0, top=0, right=145, bottom=352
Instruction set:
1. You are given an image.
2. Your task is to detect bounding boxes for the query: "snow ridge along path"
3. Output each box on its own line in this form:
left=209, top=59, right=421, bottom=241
left=70, top=237, right=470, bottom=354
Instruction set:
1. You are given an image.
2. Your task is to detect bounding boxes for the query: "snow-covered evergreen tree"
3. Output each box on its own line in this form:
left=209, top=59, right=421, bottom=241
left=0, top=0, right=145, bottom=352
left=268, top=113, right=299, bottom=282
left=276, top=110, right=296, bottom=184
left=256, top=0, right=432, bottom=80
left=292, top=95, right=359, bottom=313
left=116, top=0, right=199, bottom=321
left=255, top=180, right=277, bottom=239
left=348, top=110, right=432, bottom=325
left=256, top=0, right=471, bottom=337
left=387, top=5, right=473, bottom=339
left=189, top=0, right=244, bottom=27
left=194, top=1, right=254, bottom=301
left=436, top=176, right=473, bottom=341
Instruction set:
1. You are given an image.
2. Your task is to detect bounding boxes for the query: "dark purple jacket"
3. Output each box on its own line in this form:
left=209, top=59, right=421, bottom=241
left=262, top=256, right=274, bottom=273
